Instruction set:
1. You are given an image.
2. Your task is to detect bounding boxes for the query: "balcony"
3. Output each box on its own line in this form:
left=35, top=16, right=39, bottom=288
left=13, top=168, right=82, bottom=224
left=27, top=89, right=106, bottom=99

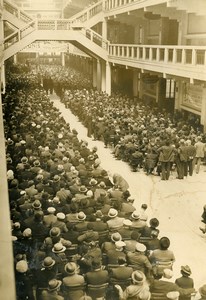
left=109, top=44, right=206, bottom=80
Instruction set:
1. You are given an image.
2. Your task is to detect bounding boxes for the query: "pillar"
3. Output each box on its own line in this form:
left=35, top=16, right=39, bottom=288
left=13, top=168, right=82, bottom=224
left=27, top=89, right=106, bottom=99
left=92, top=59, right=97, bottom=89
left=96, top=59, right=102, bottom=91
left=105, top=61, right=111, bottom=95
left=101, top=61, right=106, bottom=92
left=61, top=52, right=65, bottom=67
left=174, top=80, right=182, bottom=110
left=13, top=54, right=17, bottom=64
left=133, top=69, right=138, bottom=97
left=201, top=88, right=206, bottom=133
left=0, top=56, right=16, bottom=300
left=102, top=18, right=107, bottom=40
left=178, top=12, right=188, bottom=45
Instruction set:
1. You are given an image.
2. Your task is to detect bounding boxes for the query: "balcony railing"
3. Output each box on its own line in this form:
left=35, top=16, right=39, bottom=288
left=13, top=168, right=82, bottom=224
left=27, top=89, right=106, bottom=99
left=3, top=19, right=109, bottom=52
left=109, top=44, right=206, bottom=67
left=70, top=1, right=103, bottom=25
left=3, top=0, right=33, bottom=23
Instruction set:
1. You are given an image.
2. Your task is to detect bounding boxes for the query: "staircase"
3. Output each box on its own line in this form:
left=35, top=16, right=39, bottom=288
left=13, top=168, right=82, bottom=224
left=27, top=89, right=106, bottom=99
left=167, top=0, right=206, bottom=16
left=3, top=0, right=33, bottom=28
left=3, top=20, right=109, bottom=61
left=69, top=1, right=104, bottom=29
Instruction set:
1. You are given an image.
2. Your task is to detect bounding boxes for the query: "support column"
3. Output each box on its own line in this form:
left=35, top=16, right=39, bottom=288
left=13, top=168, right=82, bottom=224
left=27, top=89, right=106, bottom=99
left=92, top=59, right=97, bottom=89
left=133, top=69, right=138, bottom=97
left=105, top=61, right=111, bottom=95
left=96, top=59, right=102, bottom=91
left=61, top=52, right=65, bottom=67
left=102, top=18, right=107, bottom=40
left=101, top=61, right=106, bottom=92
left=174, top=80, right=182, bottom=110
left=13, top=54, right=17, bottom=64
left=201, top=87, right=206, bottom=133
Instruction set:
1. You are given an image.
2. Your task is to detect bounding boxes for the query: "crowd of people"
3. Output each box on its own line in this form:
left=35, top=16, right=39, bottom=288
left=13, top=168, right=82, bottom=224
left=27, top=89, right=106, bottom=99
left=3, top=63, right=206, bottom=300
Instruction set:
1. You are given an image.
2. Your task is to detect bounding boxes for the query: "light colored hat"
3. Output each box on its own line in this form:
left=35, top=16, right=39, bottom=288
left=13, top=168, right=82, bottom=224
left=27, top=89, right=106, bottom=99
left=108, top=208, right=118, bottom=218
left=166, top=291, right=180, bottom=300
left=79, top=185, right=88, bottom=193
left=123, top=219, right=132, bottom=227
left=16, top=260, right=28, bottom=273
left=181, top=265, right=191, bottom=275
left=22, top=228, right=32, bottom=237
left=77, top=211, right=86, bottom=221
left=135, top=242, right=146, bottom=252
left=53, top=175, right=60, bottom=182
left=163, top=269, right=173, bottom=279
left=111, top=232, right=122, bottom=242
left=199, top=284, right=206, bottom=296
left=47, top=207, right=56, bottom=214
left=52, top=243, right=66, bottom=253
left=42, top=257, right=55, bottom=268
left=48, top=279, right=62, bottom=291
left=89, top=178, right=98, bottom=186
left=115, top=241, right=126, bottom=249
left=32, top=200, right=42, bottom=209
left=131, top=270, right=145, bottom=284
left=49, top=227, right=61, bottom=237
left=57, top=213, right=65, bottom=220
left=132, top=211, right=140, bottom=220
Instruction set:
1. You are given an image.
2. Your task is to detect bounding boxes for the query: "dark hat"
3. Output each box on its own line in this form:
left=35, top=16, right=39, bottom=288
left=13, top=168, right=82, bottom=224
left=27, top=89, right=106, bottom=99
left=48, top=279, right=62, bottom=291
left=64, top=262, right=76, bottom=275
left=50, top=227, right=61, bottom=237
left=181, top=265, right=191, bottom=275
left=160, top=237, right=170, bottom=249
left=111, top=232, right=122, bottom=242
left=149, top=218, right=159, bottom=228
left=95, top=210, right=103, bottom=218
left=42, top=257, right=55, bottom=268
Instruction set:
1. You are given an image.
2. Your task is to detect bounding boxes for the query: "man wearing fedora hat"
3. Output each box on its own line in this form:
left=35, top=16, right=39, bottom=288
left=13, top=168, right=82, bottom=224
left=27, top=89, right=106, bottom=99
left=41, top=279, right=64, bottom=300
left=130, top=211, right=147, bottom=233
left=51, top=243, right=68, bottom=275
left=175, top=265, right=194, bottom=300
left=74, top=211, right=88, bottom=233
left=115, top=270, right=150, bottom=300
left=126, top=242, right=152, bottom=277
left=35, top=257, right=58, bottom=300
left=106, top=208, right=125, bottom=231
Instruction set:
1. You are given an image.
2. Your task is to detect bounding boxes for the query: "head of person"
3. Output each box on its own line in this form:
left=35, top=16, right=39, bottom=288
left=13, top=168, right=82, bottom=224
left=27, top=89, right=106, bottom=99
left=180, top=265, right=192, bottom=277
left=159, top=237, right=170, bottom=250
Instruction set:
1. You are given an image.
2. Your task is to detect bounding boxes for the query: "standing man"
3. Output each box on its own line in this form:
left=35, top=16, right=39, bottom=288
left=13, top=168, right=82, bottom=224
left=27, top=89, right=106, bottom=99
left=194, top=136, right=205, bottom=174
left=185, top=139, right=196, bottom=176
left=158, top=140, right=175, bottom=181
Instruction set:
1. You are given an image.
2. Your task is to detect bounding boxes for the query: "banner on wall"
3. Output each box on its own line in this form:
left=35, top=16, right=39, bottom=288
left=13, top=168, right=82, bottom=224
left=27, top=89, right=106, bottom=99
left=182, top=83, right=203, bottom=112
left=21, top=41, right=68, bottom=54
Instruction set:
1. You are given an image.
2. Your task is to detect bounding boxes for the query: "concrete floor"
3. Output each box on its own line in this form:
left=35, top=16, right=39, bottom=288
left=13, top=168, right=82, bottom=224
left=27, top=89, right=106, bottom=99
left=51, top=93, right=206, bottom=292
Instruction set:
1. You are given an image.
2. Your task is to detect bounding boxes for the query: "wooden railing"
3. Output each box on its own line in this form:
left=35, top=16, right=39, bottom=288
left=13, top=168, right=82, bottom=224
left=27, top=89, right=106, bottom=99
left=70, top=0, right=104, bottom=24
left=3, top=19, right=109, bottom=51
left=109, top=44, right=206, bottom=66
left=3, top=0, right=33, bottom=23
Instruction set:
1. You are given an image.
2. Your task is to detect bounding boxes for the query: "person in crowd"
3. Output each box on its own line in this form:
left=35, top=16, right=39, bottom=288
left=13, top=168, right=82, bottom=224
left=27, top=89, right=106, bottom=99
left=175, top=265, right=194, bottom=300
left=158, top=140, right=175, bottom=181
left=194, top=136, right=206, bottom=174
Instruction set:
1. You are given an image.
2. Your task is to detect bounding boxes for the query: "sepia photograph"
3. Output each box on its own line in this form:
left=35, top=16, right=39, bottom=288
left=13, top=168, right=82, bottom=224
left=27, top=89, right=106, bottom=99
left=1, top=0, right=206, bottom=299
